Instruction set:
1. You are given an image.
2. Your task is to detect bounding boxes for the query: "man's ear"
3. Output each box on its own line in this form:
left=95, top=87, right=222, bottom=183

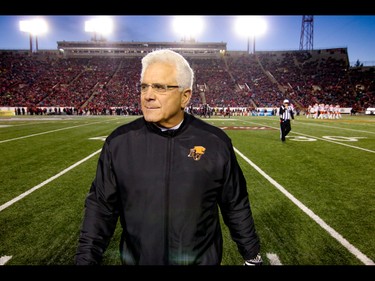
left=181, top=89, right=192, bottom=109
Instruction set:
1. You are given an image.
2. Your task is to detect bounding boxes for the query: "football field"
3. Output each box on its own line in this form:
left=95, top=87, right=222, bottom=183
left=0, top=114, right=374, bottom=266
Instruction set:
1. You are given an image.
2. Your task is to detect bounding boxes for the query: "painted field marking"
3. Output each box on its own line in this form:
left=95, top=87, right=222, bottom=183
left=242, top=120, right=375, bottom=154
left=0, top=118, right=119, bottom=144
left=266, top=253, right=282, bottom=265
left=0, top=149, right=102, bottom=212
left=234, top=146, right=375, bottom=266
left=0, top=255, right=12, bottom=265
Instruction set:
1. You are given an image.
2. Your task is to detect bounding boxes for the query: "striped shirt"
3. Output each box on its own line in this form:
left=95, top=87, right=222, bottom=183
left=279, top=105, right=294, bottom=120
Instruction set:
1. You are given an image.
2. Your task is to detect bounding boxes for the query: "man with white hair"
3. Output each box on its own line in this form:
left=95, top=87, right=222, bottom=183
left=75, top=49, right=262, bottom=266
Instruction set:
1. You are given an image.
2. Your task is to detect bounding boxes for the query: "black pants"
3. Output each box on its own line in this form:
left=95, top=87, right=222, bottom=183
left=280, top=119, right=291, bottom=141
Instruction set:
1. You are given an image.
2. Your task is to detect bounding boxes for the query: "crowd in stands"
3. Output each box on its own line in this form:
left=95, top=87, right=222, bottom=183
left=1, top=48, right=374, bottom=116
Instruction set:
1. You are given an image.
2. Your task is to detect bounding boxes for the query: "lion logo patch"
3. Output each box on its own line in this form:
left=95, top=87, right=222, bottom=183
left=188, top=146, right=206, bottom=161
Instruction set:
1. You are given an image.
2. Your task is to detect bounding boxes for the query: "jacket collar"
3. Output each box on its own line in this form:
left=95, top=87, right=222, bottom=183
left=145, top=112, right=193, bottom=137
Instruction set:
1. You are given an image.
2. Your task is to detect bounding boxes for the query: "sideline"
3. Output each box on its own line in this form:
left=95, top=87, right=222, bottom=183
left=234, top=146, right=375, bottom=266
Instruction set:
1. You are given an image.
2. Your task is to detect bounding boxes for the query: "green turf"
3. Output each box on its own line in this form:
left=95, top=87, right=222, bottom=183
left=0, top=114, right=374, bottom=266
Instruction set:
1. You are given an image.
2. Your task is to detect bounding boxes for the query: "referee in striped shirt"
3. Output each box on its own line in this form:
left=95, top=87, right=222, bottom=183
left=279, top=99, right=294, bottom=142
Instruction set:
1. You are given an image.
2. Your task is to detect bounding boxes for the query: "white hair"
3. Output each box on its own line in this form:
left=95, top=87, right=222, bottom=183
left=140, top=49, right=194, bottom=90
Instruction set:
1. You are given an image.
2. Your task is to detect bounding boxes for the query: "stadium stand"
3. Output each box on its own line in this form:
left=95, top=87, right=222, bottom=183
left=0, top=42, right=374, bottom=116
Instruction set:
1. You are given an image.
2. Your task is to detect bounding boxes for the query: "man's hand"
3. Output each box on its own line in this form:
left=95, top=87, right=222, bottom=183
left=244, top=254, right=263, bottom=266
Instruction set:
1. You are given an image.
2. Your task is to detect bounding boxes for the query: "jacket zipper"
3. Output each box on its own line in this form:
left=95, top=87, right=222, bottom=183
left=164, top=135, right=173, bottom=264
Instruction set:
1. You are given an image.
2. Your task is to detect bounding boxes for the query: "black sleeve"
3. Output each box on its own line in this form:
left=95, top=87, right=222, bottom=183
left=75, top=141, right=120, bottom=265
left=279, top=106, right=284, bottom=120
left=218, top=143, right=261, bottom=260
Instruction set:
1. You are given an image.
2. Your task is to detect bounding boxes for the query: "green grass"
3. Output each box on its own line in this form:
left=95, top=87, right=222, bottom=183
left=0, top=114, right=374, bottom=266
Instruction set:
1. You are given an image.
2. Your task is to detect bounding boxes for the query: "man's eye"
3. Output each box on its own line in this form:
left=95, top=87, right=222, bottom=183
left=154, top=84, right=164, bottom=90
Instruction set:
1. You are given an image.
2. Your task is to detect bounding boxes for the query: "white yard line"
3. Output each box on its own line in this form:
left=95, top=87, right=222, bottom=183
left=243, top=120, right=375, bottom=153
left=290, top=131, right=375, bottom=153
left=0, top=255, right=12, bottom=265
left=0, top=149, right=102, bottom=212
left=234, top=146, right=375, bottom=266
left=0, top=121, right=107, bottom=144
left=266, top=253, right=282, bottom=265
left=295, top=121, right=375, bottom=135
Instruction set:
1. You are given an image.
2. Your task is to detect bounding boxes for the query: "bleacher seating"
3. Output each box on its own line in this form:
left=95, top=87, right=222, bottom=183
left=0, top=47, right=373, bottom=116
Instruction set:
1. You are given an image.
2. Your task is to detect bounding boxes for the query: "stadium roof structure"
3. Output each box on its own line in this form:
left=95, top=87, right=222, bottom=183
left=57, top=40, right=227, bottom=58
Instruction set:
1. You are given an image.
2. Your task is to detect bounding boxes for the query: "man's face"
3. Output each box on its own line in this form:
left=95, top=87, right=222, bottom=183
left=140, top=62, right=191, bottom=128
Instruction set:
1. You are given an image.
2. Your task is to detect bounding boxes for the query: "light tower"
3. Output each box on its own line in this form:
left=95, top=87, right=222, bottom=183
left=299, top=15, right=314, bottom=51
left=19, top=18, right=48, bottom=54
left=235, top=16, right=267, bottom=54
left=85, top=17, right=113, bottom=42
left=172, top=16, right=204, bottom=43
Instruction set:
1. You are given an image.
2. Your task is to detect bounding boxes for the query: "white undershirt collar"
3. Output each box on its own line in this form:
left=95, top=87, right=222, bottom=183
left=156, top=119, right=183, bottom=132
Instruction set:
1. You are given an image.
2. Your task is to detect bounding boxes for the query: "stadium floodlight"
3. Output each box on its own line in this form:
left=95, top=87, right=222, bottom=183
left=173, top=16, right=204, bottom=43
left=85, top=16, right=113, bottom=42
left=235, top=16, right=267, bottom=54
left=19, top=18, right=48, bottom=53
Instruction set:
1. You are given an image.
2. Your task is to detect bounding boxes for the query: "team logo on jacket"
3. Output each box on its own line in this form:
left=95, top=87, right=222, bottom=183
left=188, top=146, right=206, bottom=161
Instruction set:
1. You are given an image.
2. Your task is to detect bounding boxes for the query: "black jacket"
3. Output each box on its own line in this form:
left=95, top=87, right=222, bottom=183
left=75, top=112, right=260, bottom=265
